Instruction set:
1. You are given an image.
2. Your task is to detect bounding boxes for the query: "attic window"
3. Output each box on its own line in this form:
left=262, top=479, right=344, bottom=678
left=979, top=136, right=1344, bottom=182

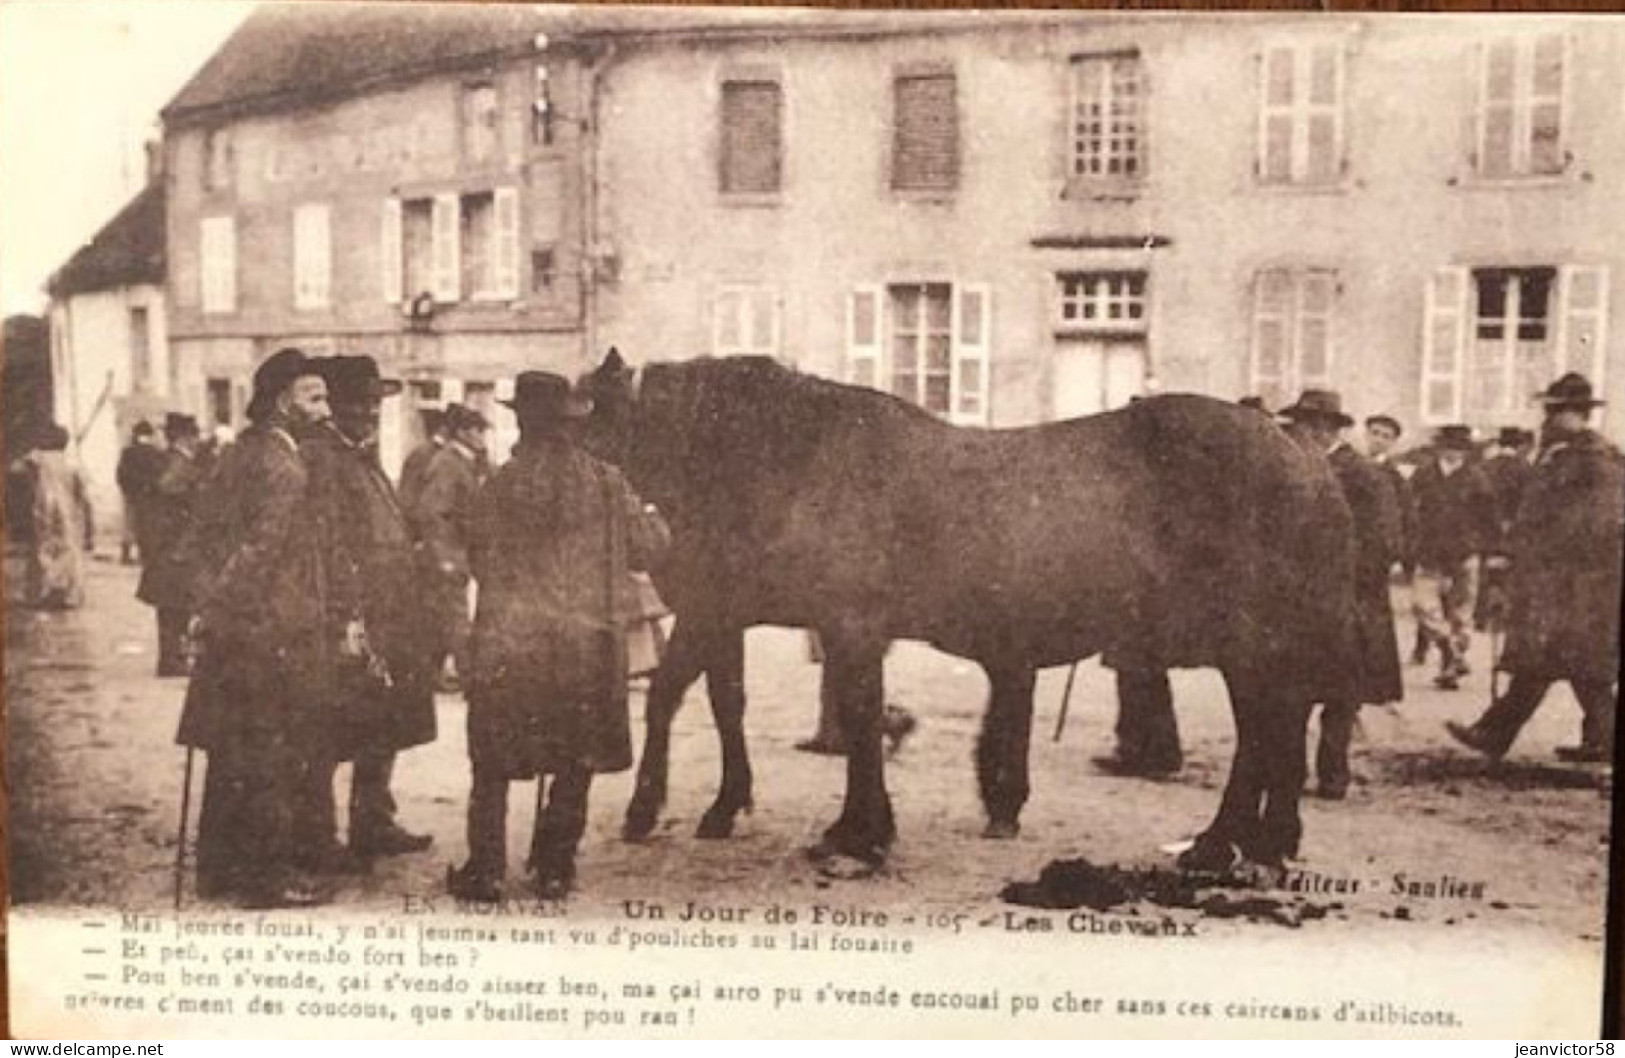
left=463, top=82, right=500, bottom=164
left=204, top=129, right=233, bottom=192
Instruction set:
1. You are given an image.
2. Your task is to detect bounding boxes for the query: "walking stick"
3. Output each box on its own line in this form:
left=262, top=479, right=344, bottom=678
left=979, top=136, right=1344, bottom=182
left=174, top=746, right=195, bottom=911
left=1052, top=660, right=1081, bottom=742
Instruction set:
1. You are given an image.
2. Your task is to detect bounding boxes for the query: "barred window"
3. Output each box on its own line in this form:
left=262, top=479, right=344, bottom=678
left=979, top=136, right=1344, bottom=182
left=1057, top=273, right=1147, bottom=333
left=1070, top=53, right=1144, bottom=181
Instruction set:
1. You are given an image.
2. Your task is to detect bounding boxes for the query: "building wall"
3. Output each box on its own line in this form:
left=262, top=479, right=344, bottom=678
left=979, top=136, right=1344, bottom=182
left=47, top=283, right=170, bottom=533
left=596, top=14, right=1625, bottom=441
left=164, top=45, right=590, bottom=471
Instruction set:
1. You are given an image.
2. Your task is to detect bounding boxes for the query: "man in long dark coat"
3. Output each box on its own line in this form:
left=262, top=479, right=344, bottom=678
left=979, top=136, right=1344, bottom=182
left=301, top=356, right=437, bottom=861
left=1475, top=426, right=1536, bottom=635
left=411, top=402, right=489, bottom=690
left=448, top=371, right=668, bottom=902
left=1281, top=389, right=1403, bottom=799
left=398, top=406, right=447, bottom=518
left=1447, top=373, right=1622, bottom=764
left=1410, top=424, right=1498, bottom=689
left=1364, top=414, right=1415, bottom=573
left=175, top=348, right=341, bottom=909
left=136, top=413, right=206, bottom=676
left=116, top=421, right=163, bottom=565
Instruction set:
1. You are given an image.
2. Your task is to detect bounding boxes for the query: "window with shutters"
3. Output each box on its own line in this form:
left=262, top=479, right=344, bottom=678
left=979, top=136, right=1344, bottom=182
left=1069, top=52, right=1145, bottom=187
left=1420, top=265, right=1607, bottom=424
left=1474, top=35, right=1568, bottom=179
left=462, top=82, right=500, bottom=166
left=891, top=69, right=958, bottom=194
left=1249, top=268, right=1337, bottom=411
left=712, top=285, right=780, bottom=358
left=1257, top=42, right=1345, bottom=186
left=129, top=306, right=151, bottom=387
left=200, top=216, right=237, bottom=315
left=293, top=203, right=331, bottom=310
left=719, top=79, right=783, bottom=196
left=845, top=283, right=990, bottom=424
left=399, top=198, right=435, bottom=301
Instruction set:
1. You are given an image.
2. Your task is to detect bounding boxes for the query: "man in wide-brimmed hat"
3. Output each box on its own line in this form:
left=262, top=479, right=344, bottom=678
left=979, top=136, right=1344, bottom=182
left=136, top=413, right=206, bottom=676
left=176, top=346, right=339, bottom=908
left=1448, top=373, right=1622, bottom=764
left=411, top=401, right=492, bottom=693
left=297, top=356, right=438, bottom=872
left=449, top=371, right=669, bottom=902
left=1408, top=422, right=1497, bottom=689
left=1278, top=388, right=1404, bottom=798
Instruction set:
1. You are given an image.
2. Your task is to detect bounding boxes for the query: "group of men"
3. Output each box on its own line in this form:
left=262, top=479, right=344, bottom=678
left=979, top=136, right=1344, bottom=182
left=1099, top=372, right=1622, bottom=797
left=165, top=348, right=666, bottom=909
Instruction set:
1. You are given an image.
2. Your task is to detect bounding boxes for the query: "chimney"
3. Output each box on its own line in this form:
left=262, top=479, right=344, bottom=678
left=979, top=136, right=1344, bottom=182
left=144, top=139, right=163, bottom=186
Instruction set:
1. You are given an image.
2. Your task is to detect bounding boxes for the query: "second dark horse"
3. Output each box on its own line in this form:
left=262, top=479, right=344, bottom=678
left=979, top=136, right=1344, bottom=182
left=579, top=352, right=1358, bottom=869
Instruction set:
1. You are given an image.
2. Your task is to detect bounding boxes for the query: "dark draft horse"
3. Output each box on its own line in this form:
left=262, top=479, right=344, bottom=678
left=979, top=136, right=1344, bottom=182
left=579, top=352, right=1358, bottom=870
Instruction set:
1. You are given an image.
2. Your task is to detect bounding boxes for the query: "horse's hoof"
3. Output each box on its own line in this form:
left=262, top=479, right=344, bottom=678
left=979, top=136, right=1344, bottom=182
left=1234, top=859, right=1287, bottom=889
left=982, top=819, right=1020, bottom=840
left=622, top=807, right=659, bottom=844
left=1176, top=836, right=1240, bottom=874
left=810, top=825, right=892, bottom=867
left=695, top=812, right=735, bottom=840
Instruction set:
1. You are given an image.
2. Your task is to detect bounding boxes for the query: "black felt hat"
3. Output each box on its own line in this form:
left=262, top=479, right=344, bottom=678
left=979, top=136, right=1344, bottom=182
left=501, top=371, right=593, bottom=420
left=1278, top=389, right=1354, bottom=428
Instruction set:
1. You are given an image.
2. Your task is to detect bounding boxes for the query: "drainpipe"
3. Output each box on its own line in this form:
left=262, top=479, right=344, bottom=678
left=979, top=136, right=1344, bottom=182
left=580, top=38, right=621, bottom=368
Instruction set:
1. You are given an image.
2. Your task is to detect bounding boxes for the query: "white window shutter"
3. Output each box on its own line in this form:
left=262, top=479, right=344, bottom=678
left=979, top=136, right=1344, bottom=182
left=712, top=289, right=743, bottom=356
left=1296, top=270, right=1336, bottom=387
left=1250, top=269, right=1291, bottom=408
left=1421, top=267, right=1470, bottom=424
left=431, top=193, right=460, bottom=302
left=294, top=204, right=330, bottom=309
left=201, top=216, right=236, bottom=314
left=1556, top=265, right=1609, bottom=384
left=1257, top=46, right=1296, bottom=183
left=952, top=283, right=991, bottom=425
left=312, top=205, right=330, bottom=308
left=381, top=197, right=403, bottom=304
left=847, top=286, right=883, bottom=389
left=493, top=187, right=520, bottom=300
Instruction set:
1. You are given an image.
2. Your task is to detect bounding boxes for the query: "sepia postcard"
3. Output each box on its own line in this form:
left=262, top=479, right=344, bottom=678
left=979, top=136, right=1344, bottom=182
left=3, top=0, right=1621, bottom=1039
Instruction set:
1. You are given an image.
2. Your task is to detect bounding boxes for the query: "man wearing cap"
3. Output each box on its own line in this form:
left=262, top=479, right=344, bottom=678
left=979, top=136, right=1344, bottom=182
left=299, top=356, right=437, bottom=865
left=1279, top=389, right=1404, bottom=798
left=1448, top=373, right=1622, bottom=764
left=176, top=347, right=340, bottom=908
left=1475, top=427, right=1536, bottom=634
left=398, top=406, right=448, bottom=522
left=449, top=371, right=669, bottom=902
left=1363, top=414, right=1415, bottom=574
left=136, top=413, right=206, bottom=677
left=1409, top=424, right=1498, bottom=690
left=412, top=402, right=490, bottom=691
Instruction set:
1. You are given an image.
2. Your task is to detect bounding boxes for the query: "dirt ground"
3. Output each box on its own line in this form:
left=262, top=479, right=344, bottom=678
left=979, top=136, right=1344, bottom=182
left=5, top=553, right=1614, bottom=953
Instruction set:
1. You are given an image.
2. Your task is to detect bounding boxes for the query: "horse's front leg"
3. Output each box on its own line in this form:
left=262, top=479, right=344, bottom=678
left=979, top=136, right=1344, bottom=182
left=623, top=618, right=708, bottom=842
left=976, top=662, right=1036, bottom=839
left=811, top=629, right=894, bottom=864
left=697, top=628, right=753, bottom=839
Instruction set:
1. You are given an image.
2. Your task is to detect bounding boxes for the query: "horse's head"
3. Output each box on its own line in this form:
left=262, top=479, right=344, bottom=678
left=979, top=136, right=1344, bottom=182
left=577, top=346, right=640, bottom=468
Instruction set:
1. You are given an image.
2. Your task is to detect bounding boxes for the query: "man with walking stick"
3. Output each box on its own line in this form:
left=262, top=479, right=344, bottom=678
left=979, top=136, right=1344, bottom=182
left=174, top=348, right=346, bottom=909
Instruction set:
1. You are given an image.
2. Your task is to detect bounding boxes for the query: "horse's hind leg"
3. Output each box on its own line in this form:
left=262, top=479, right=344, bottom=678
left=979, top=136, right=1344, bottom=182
left=1180, top=668, right=1267, bottom=872
left=1253, top=695, right=1312, bottom=866
left=624, top=618, right=708, bottom=842
left=697, top=628, right=753, bottom=839
left=976, top=662, right=1036, bottom=839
